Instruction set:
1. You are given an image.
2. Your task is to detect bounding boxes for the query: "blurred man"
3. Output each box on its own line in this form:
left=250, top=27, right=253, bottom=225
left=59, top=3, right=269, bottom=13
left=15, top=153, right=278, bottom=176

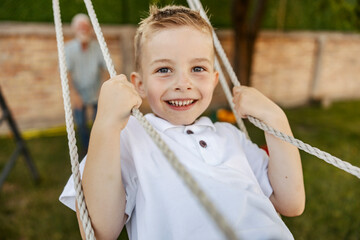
left=65, top=14, right=106, bottom=154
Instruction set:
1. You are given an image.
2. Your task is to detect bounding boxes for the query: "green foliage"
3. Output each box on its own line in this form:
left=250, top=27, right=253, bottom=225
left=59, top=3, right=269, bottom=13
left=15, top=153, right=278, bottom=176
left=0, top=100, right=360, bottom=239
left=263, top=0, right=360, bottom=31
left=1, top=0, right=360, bottom=31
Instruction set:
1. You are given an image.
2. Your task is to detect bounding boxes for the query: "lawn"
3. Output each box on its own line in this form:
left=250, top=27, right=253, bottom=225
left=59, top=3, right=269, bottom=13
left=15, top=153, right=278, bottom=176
left=0, top=100, right=359, bottom=240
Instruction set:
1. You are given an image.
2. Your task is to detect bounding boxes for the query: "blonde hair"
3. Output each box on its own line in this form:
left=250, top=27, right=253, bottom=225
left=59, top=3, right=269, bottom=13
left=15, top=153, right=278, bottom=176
left=134, top=5, right=213, bottom=71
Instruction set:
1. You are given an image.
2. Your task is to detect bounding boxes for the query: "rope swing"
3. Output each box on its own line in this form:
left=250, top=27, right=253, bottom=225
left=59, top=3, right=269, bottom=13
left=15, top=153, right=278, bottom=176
left=52, top=0, right=360, bottom=239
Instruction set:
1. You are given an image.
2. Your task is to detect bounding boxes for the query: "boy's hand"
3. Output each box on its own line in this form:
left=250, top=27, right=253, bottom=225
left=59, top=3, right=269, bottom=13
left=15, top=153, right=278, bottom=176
left=95, top=74, right=142, bottom=131
left=232, top=86, right=285, bottom=126
left=83, top=74, right=136, bottom=237
left=233, top=86, right=305, bottom=216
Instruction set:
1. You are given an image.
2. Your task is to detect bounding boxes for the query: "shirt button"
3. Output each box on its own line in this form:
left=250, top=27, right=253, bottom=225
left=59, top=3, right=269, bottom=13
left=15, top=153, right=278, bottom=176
left=199, top=140, right=207, bottom=148
left=186, top=130, right=194, bottom=134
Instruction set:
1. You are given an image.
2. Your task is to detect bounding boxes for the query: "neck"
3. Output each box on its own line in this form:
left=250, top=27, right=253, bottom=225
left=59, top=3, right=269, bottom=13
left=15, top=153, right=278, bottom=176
left=81, top=41, right=89, bottom=51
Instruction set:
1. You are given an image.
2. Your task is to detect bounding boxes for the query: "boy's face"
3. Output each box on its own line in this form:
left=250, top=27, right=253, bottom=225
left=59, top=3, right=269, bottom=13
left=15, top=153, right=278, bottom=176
left=132, top=26, right=218, bottom=125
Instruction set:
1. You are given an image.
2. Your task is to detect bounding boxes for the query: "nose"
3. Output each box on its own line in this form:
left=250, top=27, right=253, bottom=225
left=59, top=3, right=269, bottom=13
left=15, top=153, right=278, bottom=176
left=174, top=71, right=192, bottom=91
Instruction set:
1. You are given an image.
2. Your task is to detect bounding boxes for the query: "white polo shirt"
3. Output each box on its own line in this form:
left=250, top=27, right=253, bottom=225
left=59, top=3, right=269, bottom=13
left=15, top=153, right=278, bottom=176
left=60, top=113, right=294, bottom=240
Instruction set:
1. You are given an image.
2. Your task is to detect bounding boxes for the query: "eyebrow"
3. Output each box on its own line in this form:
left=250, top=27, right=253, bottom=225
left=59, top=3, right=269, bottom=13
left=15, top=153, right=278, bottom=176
left=190, top=58, right=212, bottom=65
left=150, top=59, right=174, bottom=67
left=149, top=57, right=213, bottom=69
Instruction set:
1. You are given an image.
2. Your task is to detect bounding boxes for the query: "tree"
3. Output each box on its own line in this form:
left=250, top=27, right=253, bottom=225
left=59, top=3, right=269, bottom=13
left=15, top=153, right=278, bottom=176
left=356, top=0, right=360, bottom=30
left=232, top=0, right=267, bottom=86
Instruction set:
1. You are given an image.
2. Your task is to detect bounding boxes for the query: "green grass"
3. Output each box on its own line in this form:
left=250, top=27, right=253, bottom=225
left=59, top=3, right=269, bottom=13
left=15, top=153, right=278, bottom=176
left=0, top=134, right=129, bottom=240
left=245, top=101, right=360, bottom=239
left=283, top=102, right=360, bottom=240
left=0, top=135, right=80, bottom=239
left=0, top=100, right=360, bottom=239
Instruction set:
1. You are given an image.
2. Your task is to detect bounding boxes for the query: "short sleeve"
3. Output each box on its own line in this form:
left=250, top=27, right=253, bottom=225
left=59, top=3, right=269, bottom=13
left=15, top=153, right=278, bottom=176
left=59, top=157, right=87, bottom=211
left=59, top=118, right=139, bottom=222
left=238, top=131, right=273, bottom=197
left=120, top=119, right=139, bottom=223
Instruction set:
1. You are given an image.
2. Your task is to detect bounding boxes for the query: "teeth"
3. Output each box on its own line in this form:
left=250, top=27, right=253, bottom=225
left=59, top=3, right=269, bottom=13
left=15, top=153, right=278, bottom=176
left=168, top=100, right=194, bottom=106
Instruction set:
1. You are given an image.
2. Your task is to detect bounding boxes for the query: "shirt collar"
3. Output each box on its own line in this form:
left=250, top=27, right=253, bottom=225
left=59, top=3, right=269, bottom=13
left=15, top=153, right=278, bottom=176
left=145, top=113, right=216, bottom=134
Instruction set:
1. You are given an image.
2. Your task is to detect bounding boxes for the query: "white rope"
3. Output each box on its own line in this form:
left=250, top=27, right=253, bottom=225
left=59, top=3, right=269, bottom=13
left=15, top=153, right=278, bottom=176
left=214, top=57, right=249, bottom=139
left=189, top=0, right=360, bottom=180
left=131, top=109, right=239, bottom=240
left=52, top=0, right=95, bottom=239
left=53, top=0, right=360, bottom=239
left=248, top=116, right=360, bottom=178
left=82, top=0, right=240, bottom=239
left=186, top=0, right=248, bottom=137
left=188, top=0, right=240, bottom=88
left=82, top=0, right=116, bottom=78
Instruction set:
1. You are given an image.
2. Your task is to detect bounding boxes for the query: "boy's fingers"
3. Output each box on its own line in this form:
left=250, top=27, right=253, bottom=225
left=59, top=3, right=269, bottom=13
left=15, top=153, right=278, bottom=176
left=232, top=86, right=243, bottom=95
left=107, top=74, right=128, bottom=84
left=133, top=96, right=142, bottom=109
left=118, top=74, right=128, bottom=83
left=104, top=73, right=142, bottom=110
left=232, top=88, right=242, bottom=104
left=232, top=86, right=239, bottom=94
left=232, top=86, right=248, bottom=119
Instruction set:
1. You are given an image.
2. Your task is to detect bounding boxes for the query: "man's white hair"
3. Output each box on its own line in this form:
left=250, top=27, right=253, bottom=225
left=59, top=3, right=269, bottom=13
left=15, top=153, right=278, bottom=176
left=71, top=13, right=90, bottom=29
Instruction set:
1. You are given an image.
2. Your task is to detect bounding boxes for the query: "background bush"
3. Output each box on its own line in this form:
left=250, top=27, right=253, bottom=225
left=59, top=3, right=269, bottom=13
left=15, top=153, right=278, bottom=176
left=1, top=0, right=360, bottom=31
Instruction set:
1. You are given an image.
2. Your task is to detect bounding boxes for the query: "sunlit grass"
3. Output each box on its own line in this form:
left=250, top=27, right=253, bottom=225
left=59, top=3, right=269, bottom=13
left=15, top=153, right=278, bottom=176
left=0, top=100, right=359, bottom=239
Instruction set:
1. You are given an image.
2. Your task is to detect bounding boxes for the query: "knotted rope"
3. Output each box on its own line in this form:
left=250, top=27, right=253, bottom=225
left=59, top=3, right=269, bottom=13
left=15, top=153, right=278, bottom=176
left=52, top=0, right=95, bottom=239
left=186, top=0, right=249, bottom=139
left=188, top=0, right=360, bottom=179
left=53, top=0, right=360, bottom=240
left=53, top=0, right=239, bottom=239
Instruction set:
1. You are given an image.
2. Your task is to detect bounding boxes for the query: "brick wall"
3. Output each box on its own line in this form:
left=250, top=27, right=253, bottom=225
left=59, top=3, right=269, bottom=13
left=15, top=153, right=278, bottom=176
left=0, top=23, right=129, bottom=134
left=1, top=23, right=360, bottom=134
left=251, top=31, right=360, bottom=106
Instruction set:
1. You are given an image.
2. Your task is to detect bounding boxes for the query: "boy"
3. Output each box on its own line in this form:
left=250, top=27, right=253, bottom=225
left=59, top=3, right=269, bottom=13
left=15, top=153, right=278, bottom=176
left=60, top=5, right=305, bottom=240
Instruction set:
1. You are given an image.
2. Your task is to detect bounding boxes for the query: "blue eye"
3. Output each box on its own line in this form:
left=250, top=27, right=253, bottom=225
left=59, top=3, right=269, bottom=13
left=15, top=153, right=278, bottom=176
left=157, top=68, right=171, bottom=73
left=193, top=66, right=205, bottom=72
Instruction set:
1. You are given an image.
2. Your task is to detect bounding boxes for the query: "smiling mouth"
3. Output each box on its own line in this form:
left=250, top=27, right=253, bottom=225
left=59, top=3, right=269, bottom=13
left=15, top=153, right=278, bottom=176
left=166, top=99, right=196, bottom=107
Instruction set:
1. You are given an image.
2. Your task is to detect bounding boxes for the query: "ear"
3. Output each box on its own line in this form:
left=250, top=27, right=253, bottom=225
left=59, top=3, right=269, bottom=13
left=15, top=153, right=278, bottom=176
left=213, top=71, right=219, bottom=87
left=131, top=72, right=146, bottom=98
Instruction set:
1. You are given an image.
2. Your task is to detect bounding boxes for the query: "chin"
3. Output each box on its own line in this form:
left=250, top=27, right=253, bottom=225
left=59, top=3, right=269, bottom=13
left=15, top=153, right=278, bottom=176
left=172, top=118, right=197, bottom=126
left=154, top=111, right=201, bottom=126
left=160, top=116, right=194, bottom=126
